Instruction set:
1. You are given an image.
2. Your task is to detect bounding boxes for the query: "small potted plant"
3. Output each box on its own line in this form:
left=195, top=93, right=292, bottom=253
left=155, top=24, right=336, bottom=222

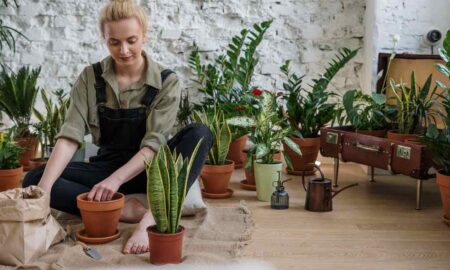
left=342, top=89, right=387, bottom=137
left=0, top=66, right=41, bottom=169
left=146, top=141, right=202, bottom=264
left=387, top=71, right=439, bottom=142
left=193, top=107, right=233, bottom=198
left=422, top=30, right=450, bottom=225
left=228, top=91, right=301, bottom=201
left=279, top=49, right=358, bottom=175
left=0, top=131, right=23, bottom=191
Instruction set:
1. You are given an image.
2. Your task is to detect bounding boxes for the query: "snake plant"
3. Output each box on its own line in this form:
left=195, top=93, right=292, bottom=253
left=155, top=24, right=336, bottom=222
left=146, top=140, right=202, bottom=234
left=192, top=108, right=231, bottom=166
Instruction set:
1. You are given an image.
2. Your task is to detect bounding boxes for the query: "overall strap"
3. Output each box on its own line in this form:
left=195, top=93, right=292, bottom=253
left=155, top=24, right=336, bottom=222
left=92, top=62, right=107, bottom=105
left=141, top=69, right=175, bottom=107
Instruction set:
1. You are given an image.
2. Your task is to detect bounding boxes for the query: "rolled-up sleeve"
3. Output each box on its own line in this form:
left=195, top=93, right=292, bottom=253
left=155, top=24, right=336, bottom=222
left=140, top=75, right=181, bottom=152
left=55, top=69, right=88, bottom=144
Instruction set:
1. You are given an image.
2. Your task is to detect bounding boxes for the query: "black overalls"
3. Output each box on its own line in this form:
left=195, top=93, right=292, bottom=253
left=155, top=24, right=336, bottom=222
left=23, top=63, right=213, bottom=215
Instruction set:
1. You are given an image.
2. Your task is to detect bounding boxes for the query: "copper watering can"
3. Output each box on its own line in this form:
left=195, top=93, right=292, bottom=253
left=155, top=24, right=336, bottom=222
left=302, top=164, right=358, bottom=212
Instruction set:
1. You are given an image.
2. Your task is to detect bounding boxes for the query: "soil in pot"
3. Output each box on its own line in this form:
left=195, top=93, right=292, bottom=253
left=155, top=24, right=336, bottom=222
left=283, top=136, right=320, bottom=176
left=147, top=225, right=184, bottom=264
left=436, top=171, right=450, bottom=226
left=387, top=130, right=418, bottom=142
left=76, top=192, right=125, bottom=238
left=0, top=166, right=23, bottom=192
left=200, top=160, right=234, bottom=194
left=227, top=135, right=248, bottom=169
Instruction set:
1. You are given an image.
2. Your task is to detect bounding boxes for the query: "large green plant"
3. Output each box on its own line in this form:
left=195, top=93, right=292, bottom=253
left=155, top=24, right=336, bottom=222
left=388, top=71, right=439, bottom=134
left=0, top=66, right=41, bottom=138
left=0, top=0, right=28, bottom=61
left=189, top=20, right=272, bottom=139
left=280, top=48, right=359, bottom=138
left=228, top=90, right=301, bottom=169
left=146, top=141, right=202, bottom=234
left=192, top=107, right=231, bottom=166
left=422, top=30, right=450, bottom=174
left=0, top=131, right=21, bottom=169
left=342, top=89, right=387, bottom=131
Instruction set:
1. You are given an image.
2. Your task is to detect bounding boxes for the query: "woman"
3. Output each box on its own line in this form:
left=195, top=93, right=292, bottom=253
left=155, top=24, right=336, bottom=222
left=23, top=0, right=212, bottom=255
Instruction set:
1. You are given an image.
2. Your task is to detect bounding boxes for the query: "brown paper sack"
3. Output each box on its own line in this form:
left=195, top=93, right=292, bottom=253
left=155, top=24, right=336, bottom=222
left=0, top=186, right=66, bottom=266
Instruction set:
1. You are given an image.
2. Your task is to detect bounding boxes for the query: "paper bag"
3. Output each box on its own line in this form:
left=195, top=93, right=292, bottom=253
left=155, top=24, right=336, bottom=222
left=0, top=186, right=66, bottom=266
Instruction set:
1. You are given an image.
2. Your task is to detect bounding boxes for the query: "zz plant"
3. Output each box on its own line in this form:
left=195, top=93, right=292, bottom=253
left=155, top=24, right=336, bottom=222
left=192, top=107, right=231, bottom=166
left=146, top=140, right=202, bottom=234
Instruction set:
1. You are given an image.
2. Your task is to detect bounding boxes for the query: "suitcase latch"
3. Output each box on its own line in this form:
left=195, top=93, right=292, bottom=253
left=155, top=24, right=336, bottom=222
left=396, top=145, right=411, bottom=160
left=326, top=132, right=339, bottom=144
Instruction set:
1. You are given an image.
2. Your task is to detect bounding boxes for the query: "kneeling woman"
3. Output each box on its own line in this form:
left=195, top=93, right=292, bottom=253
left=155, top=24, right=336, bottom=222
left=23, top=0, right=212, bottom=255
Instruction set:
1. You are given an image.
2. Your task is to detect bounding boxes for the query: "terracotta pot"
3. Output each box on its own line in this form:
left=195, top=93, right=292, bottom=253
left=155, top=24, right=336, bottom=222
left=226, top=135, right=248, bottom=169
left=29, top=158, right=48, bottom=169
left=387, top=130, right=418, bottom=142
left=243, top=151, right=281, bottom=185
left=356, top=129, right=387, bottom=138
left=76, top=192, right=125, bottom=238
left=283, top=136, right=320, bottom=176
left=436, top=171, right=450, bottom=226
left=147, top=225, right=184, bottom=264
left=200, top=160, right=234, bottom=194
left=15, top=136, right=38, bottom=169
left=0, top=166, right=23, bottom=192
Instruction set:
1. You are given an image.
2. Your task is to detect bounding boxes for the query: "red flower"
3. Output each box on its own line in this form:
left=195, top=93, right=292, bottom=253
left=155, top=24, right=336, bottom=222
left=251, top=88, right=263, bottom=96
left=234, top=105, right=244, bottom=111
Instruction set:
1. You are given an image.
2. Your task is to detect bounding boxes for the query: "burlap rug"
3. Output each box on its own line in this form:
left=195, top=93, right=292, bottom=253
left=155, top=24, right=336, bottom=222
left=2, top=201, right=255, bottom=270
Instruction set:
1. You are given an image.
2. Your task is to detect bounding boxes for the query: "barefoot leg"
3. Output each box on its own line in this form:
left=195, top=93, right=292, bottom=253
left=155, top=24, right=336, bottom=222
left=122, top=211, right=155, bottom=254
left=120, top=198, right=148, bottom=224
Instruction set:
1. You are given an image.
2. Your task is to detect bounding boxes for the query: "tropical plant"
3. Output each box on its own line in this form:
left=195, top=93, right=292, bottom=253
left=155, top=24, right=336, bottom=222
left=228, top=90, right=301, bottom=169
left=280, top=48, right=359, bottom=138
left=342, top=89, right=387, bottom=131
left=0, top=0, right=28, bottom=62
left=146, top=140, right=202, bottom=234
left=192, top=107, right=231, bottom=166
left=189, top=20, right=272, bottom=139
left=0, top=131, right=21, bottom=169
left=176, top=92, right=193, bottom=128
left=388, top=71, right=439, bottom=134
left=422, top=30, right=450, bottom=174
left=0, top=66, right=41, bottom=138
left=33, top=89, right=70, bottom=156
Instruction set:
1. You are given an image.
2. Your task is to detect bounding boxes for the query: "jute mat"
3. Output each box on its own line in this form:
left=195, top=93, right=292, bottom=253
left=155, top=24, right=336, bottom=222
left=2, top=201, right=254, bottom=270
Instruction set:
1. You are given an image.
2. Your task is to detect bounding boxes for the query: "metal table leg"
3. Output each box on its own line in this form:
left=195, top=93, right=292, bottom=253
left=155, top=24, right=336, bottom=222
left=333, top=157, right=339, bottom=187
left=416, top=179, right=423, bottom=210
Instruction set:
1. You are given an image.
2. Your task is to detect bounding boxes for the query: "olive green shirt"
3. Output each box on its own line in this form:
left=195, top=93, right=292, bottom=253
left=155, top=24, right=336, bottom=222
left=56, top=51, right=180, bottom=152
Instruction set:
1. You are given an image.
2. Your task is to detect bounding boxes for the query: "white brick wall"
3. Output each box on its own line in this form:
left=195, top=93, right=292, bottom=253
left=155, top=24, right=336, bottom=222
left=1, top=0, right=366, bottom=107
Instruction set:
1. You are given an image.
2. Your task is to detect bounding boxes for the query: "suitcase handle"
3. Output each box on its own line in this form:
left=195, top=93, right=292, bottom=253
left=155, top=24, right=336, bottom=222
left=355, top=142, right=381, bottom=152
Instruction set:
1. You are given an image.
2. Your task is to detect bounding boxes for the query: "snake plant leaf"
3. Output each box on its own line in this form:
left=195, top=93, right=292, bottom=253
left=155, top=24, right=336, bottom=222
left=283, top=137, right=302, bottom=156
left=146, top=151, right=168, bottom=233
left=163, top=145, right=178, bottom=233
left=217, top=116, right=231, bottom=164
left=156, top=145, right=171, bottom=230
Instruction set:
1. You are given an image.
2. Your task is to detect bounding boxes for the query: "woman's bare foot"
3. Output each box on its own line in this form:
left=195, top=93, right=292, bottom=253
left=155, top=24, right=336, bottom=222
left=122, top=211, right=155, bottom=254
left=119, top=198, right=147, bottom=223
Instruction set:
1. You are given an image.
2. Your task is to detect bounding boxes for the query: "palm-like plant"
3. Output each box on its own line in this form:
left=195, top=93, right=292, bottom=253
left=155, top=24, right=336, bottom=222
left=0, top=66, right=41, bottom=138
left=0, top=0, right=28, bottom=60
left=192, top=107, right=231, bottom=166
left=146, top=141, right=202, bottom=234
left=280, top=48, right=359, bottom=138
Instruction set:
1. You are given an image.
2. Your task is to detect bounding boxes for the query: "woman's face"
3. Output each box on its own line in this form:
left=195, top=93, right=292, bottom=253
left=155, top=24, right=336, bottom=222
left=103, top=17, right=146, bottom=67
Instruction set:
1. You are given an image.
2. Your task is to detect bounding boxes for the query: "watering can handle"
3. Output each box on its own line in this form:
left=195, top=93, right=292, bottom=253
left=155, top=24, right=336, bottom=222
left=301, top=163, right=325, bottom=191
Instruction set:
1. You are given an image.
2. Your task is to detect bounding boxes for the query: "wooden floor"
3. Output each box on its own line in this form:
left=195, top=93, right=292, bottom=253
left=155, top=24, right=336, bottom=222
left=205, top=158, right=450, bottom=270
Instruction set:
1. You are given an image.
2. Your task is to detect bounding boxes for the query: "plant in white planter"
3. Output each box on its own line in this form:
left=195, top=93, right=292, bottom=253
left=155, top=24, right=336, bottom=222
left=228, top=90, right=301, bottom=201
left=146, top=141, right=202, bottom=264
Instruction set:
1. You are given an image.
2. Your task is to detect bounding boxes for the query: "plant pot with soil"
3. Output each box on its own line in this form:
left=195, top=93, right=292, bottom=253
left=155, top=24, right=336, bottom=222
left=0, top=133, right=23, bottom=191
left=226, top=134, right=248, bottom=169
left=146, top=141, right=202, bottom=264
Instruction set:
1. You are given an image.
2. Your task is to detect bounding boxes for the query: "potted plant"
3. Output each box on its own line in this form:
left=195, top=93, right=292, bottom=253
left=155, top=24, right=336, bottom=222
left=422, top=30, right=450, bottom=225
left=279, top=49, right=358, bottom=175
left=193, top=107, right=233, bottom=198
left=0, top=131, right=23, bottom=191
left=228, top=91, right=301, bottom=201
left=0, top=66, right=41, bottom=169
left=189, top=20, right=272, bottom=168
left=146, top=141, right=202, bottom=264
left=387, top=71, right=439, bottom=142
left=342, top=89, right=388, bottom=137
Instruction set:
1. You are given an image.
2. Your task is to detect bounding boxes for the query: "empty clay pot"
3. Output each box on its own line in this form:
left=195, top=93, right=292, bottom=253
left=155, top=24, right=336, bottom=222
left=76, top=192, right=125, bottom=238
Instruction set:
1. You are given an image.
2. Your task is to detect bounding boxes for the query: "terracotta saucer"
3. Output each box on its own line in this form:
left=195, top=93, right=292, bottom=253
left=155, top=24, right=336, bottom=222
left=240, top=179, right=256, bottom=191
left=442, top=215, right=450, bottom=226
left=201, top=188, right=234, bottom=199
left=76, top=228, right=121, bottom=245
left=285, top=168, right=316, bottom=176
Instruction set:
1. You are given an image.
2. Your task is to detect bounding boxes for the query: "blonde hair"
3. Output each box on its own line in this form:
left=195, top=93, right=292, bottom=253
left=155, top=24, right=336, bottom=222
left=99, top=0, right=148, bottom=37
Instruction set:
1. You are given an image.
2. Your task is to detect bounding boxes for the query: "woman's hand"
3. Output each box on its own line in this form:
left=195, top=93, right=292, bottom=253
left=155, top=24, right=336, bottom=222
left=87, top=177, right=122, bottom=201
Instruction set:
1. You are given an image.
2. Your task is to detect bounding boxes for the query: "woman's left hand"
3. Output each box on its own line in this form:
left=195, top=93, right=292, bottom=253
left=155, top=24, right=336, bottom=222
left=87, top=177, right=122, bottom=201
